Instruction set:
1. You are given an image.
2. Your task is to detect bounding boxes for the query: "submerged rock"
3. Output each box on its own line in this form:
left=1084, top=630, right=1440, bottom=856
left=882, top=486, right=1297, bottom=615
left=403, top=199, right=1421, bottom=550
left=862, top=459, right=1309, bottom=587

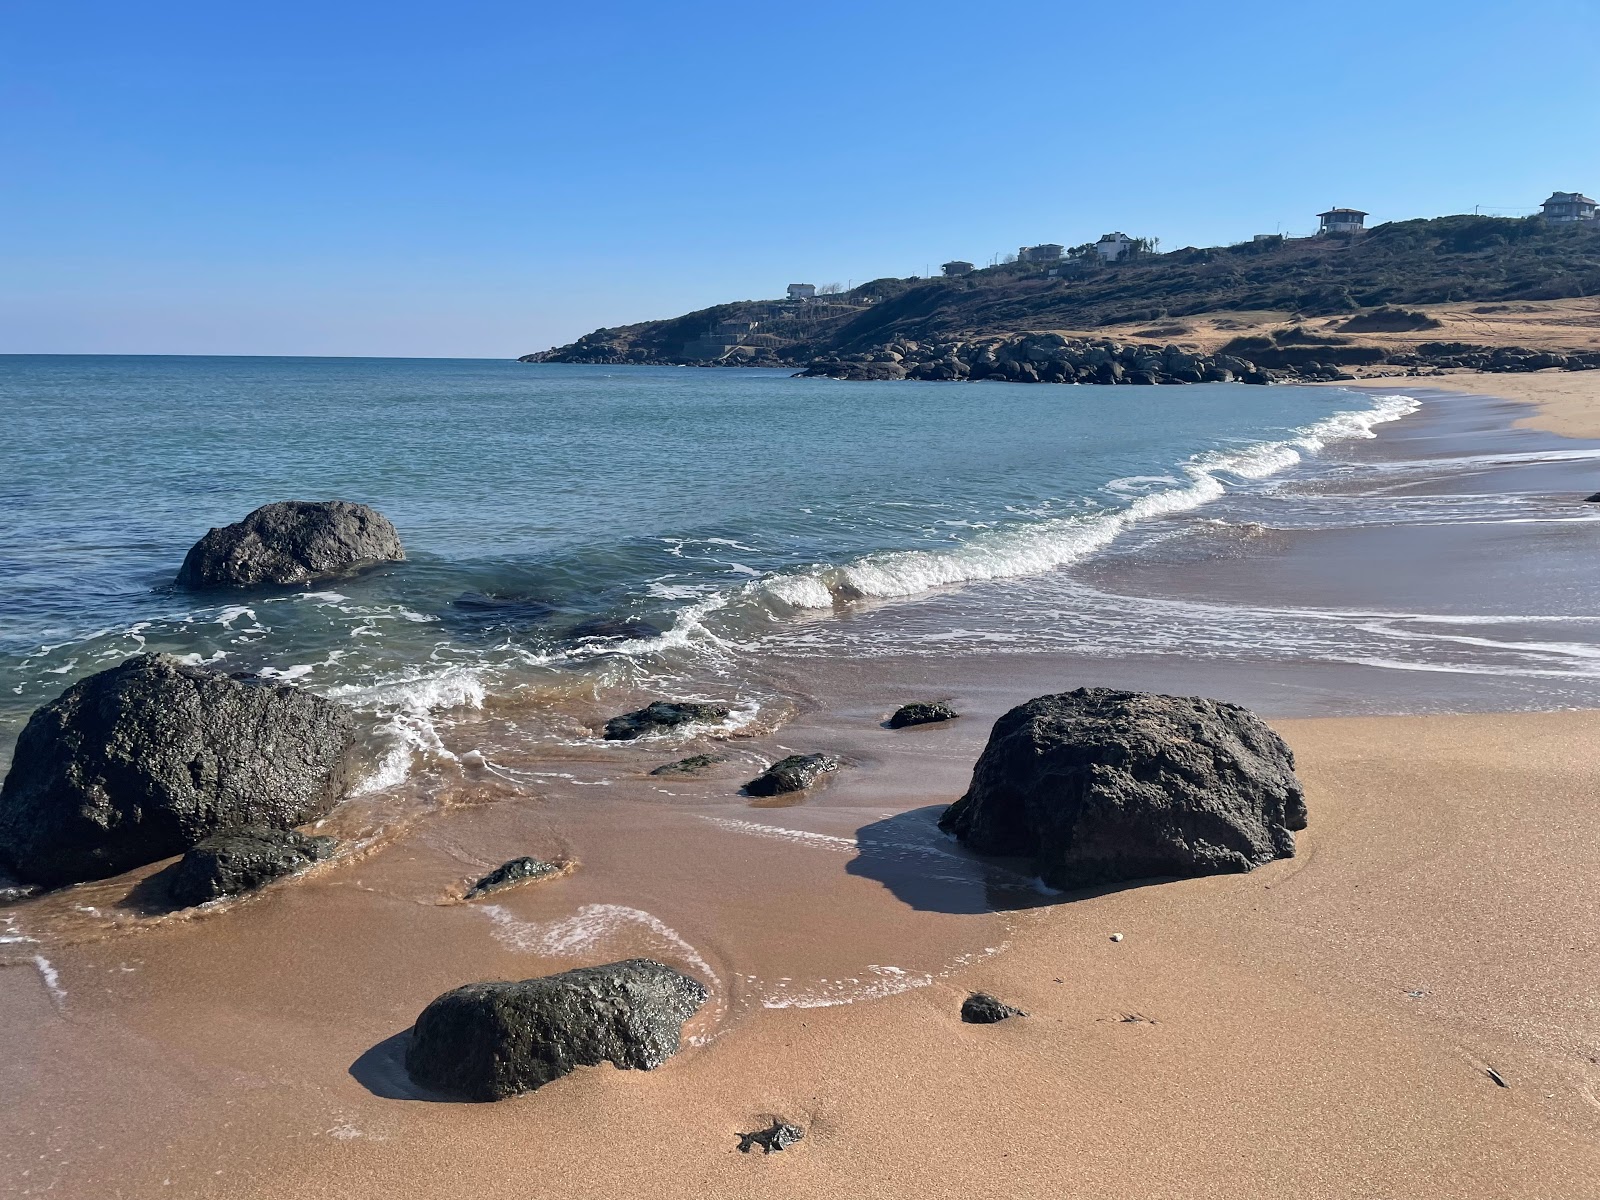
left=961, top=992, right=1027, bottom=1024
left=888, top=702, right=959, bottom=728
left=0, top=654, right=357, bottom=888
left=447, top=592, right=557, bottom=631
left=939, top=688, right=1305, bottom=892
left=464, top=856, right=562, bottom=899
left=649, top=753, right=728, bottom=777
left=738, top=1121, right=806, bottom=1154
left=744, top=754, right=840, bottom=797
left=603, top=701, right=731, bottom=741
left=570, top=616, right=664, bottom=641
left=168, top=826, right=336, bottom=907
left=176, top=500, right=404, bottom=589
left=404, top=959, right=708, bottom=1101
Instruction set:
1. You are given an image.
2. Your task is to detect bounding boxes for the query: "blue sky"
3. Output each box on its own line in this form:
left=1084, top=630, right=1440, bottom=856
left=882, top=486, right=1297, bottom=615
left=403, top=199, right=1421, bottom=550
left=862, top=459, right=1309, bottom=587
left=3, top=0, right=1597, bottom=358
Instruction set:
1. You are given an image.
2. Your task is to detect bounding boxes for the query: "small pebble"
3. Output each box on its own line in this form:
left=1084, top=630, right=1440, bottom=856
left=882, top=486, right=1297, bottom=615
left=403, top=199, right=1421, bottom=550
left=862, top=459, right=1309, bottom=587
left=1109, top=933, right=1124, bottom=942
left=461, top=750, right=487, bottom=768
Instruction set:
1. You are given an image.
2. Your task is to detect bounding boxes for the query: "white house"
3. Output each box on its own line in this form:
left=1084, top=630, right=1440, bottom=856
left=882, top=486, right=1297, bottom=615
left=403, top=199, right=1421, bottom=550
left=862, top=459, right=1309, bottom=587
left=1317, top=208, right=1367, bottom=236
left=786, top=283, right=817, bottom=301
left=1540, top=192, right=1597, bottom=223
left=1095, top=232, right=1133, bottom=262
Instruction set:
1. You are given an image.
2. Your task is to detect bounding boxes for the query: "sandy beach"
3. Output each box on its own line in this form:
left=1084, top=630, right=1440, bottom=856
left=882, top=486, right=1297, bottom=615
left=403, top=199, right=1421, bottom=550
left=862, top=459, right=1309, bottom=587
left=4, top=372, right=1600, bottom=1199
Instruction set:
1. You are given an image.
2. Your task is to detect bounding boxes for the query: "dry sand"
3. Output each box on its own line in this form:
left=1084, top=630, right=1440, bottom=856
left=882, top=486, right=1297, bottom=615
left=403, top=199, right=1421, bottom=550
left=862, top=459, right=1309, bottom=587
left=1414, top=369, right=1600, bottom=440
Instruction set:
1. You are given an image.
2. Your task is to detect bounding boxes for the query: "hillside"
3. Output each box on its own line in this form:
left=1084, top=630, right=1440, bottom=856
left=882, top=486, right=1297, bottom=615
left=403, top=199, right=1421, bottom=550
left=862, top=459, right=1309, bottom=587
left=522, top=215, right=1600, bottom=371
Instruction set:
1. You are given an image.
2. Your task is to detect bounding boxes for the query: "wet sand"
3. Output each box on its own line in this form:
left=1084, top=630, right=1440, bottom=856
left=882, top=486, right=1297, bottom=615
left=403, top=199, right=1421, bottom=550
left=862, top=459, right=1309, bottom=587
left=5, top=380, right=1600, bottom=1197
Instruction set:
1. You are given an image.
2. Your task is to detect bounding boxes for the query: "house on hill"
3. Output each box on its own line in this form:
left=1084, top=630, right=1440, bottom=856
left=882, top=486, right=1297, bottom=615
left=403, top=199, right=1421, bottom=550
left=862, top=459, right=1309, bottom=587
left=1018, top=244, right=1063, bottom=263
left=1317, top=208, right=1367, bottom=236
left=942, top=260, right=975, bottom=276
left=1095, top=233, right=1133, bottom=262
left=787, top=283, right=817, bottom=300
left=1540, top=192, right=1597, bottom=223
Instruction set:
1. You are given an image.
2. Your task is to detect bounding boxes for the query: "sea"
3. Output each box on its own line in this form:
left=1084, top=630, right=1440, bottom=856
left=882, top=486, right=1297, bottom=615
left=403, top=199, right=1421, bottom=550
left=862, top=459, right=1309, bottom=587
left=4, top=354, right=1598, bottom=793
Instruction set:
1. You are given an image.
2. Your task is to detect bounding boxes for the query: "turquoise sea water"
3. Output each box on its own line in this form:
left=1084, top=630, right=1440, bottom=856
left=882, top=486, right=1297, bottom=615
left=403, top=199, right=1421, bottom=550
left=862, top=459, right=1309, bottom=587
left=0, top=355, right=1421, bottom=775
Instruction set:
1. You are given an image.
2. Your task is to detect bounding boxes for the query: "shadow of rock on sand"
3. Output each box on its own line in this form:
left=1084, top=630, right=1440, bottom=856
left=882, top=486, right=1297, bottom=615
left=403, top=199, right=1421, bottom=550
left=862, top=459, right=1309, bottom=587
left=847, top=806, right=1186, bottom=915
left=845, top=806, right=1059, bottom=915
left=350, top=1029, right=458, bottom=1103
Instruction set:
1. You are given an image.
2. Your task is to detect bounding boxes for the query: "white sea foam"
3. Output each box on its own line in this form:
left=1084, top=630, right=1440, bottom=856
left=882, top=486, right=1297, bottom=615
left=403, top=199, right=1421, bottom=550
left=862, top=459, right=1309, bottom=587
left=33, top=956, right=65, bottom=1006
left=756, top=394, right=1419, bottom=610
left=698, top=815, right=858, bottom=853
left=327, top=667, right=489, bottom=795
left=481, top=902, right=717, bottom=986
left=761, top=963, right=934, bottom=1009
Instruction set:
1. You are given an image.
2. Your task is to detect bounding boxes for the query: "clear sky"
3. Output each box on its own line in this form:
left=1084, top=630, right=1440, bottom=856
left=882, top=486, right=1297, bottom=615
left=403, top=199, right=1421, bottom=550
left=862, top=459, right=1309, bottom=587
left=3, top=0, right=1597, bottom=358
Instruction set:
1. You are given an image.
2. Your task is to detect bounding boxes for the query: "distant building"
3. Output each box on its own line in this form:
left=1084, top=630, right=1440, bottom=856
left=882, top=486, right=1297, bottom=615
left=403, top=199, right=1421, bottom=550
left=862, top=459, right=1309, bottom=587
left=1018, top=244, right=1063, bottom=264
left=1252, top=233, right=1278, bottom=242
left=942, top=260, right=975, bottom=276
left=1540, top=191, right=1597, bottom=223
left=787, top=283, right=817, bottom=301
left=1095, top=232, right=1134, bottom=262
left=681, top=318, right=760, bottom=360
left=1317, top=208, right=1367, bottom=236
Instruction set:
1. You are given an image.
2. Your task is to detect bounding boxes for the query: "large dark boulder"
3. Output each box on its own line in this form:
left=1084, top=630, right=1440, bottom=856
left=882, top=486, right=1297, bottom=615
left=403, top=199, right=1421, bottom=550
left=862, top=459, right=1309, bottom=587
left=939, top=688, right=1305, bottom=891
left=603, top=700, right=730, bottom=740
left=0, top=654, right=358, bottom=888
left=404, top=959, right=708, bottom=1101
left=744, top=754, right=840, bottom=797
left=176, top=500, right=404, bottom=589
left=168, top=825, right=336, bottom=907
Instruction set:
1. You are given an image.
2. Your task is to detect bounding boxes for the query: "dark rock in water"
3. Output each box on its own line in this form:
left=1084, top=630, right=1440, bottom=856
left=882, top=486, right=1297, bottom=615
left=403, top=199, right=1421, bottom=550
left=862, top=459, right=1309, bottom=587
left=939, top=687, right=1305, bottom=892
left=570, top=616, right=664, bottom=642
left=888, top=702, right=959, bottom=729
left=464, top=856, right=562, bottom=899
left=168, top=825, right=336, bottom=907
left=0, top=654, right=358, bottom=889
left=604, top=701, right=731, bottom=741
left=1584, top=493, right=1600, bottom=503
left=961, top=992, right=1027, bottom=1024
left=404, top=958, right=708, bottom=1101
left=649, top=753, right=728, bottom=777
left=744, top=754, right=840, bottom=797
left=448, top=592, right=557, bottom=627
left=176, top=500, right=403, bottom=589
left=738, top=1121, right=806, bottom=1154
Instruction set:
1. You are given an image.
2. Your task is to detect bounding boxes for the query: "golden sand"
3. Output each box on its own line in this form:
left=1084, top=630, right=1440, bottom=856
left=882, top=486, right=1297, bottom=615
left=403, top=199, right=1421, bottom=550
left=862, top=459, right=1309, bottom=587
left=4, top=705, right=1599, bottom=1198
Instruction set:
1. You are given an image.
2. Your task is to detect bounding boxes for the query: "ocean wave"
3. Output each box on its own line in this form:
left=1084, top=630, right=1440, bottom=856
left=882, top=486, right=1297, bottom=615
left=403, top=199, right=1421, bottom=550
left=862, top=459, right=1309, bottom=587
left=326, top=667, right=488, bottom=795
left=752, top=393, right=1419, bottom=611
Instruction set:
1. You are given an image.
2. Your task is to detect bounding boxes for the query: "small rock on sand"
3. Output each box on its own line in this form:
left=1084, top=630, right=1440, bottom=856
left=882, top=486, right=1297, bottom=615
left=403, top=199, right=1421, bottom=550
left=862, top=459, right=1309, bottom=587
left=960, top=992, right=1027, bottom=1024
left=463, top=856, right=563, bottom=900
left=650, top=753, right=728, bottom=777
left=738, top=1121, right=805, bottom=1154
left=744, top=754, right=841, bottom=797
left=887, top=702, right=959, bottom=728
left=604, top=701, right=731, bottom=741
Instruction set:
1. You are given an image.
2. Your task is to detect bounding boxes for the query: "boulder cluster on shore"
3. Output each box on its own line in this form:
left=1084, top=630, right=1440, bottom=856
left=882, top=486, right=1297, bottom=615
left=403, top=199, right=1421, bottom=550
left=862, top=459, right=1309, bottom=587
left=798, top=334, right=1600, bottom=386
left=0, top=498, right=1315, bottom=1116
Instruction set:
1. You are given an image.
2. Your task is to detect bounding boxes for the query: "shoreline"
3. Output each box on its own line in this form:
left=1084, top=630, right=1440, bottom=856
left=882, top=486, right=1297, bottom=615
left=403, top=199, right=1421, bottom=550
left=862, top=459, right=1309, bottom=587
left=4, top=374, right=1600, bottom=1197
left=1396, top=368, right=1600, bottom=440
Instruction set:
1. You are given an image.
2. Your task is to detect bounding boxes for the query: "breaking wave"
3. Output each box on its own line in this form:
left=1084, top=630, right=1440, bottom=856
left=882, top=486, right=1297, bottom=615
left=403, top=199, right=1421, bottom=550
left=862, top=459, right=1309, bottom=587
left=752, top=394, right=1419, bottom=611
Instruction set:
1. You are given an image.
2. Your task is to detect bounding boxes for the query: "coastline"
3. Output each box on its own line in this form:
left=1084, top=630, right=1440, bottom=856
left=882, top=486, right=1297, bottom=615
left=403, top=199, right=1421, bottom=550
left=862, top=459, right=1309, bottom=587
left=1416, top=368, right=1600, bottom=440
left=4, top=376, right=1600, bottom=1197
